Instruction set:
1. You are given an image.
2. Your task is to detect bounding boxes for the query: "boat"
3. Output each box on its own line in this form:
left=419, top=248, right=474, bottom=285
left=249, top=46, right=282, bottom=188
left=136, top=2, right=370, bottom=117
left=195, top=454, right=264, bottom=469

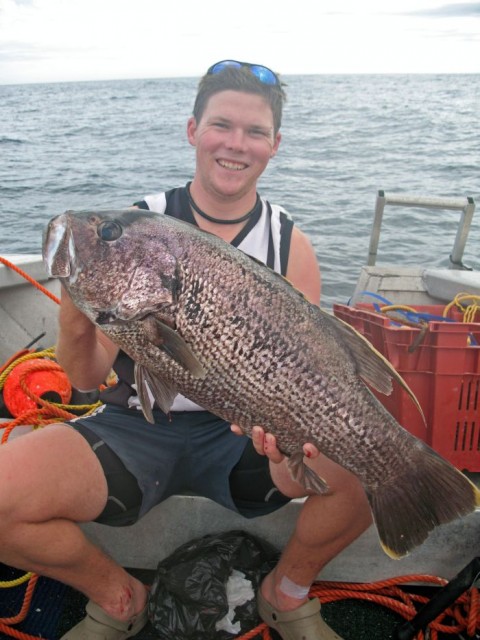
left=0, top=192, right=479, bottom=637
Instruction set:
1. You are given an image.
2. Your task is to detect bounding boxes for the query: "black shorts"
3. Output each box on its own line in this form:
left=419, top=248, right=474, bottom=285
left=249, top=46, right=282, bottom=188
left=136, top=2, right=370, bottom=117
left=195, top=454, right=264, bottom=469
left=70, top=406, right=290, bottom=527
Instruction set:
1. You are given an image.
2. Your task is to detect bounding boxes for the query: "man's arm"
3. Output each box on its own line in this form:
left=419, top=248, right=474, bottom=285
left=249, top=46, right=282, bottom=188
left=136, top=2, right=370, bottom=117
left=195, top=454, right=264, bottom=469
left=55, top=286, right=119, bottom=391
left=285, top=226, right=321, bottom=305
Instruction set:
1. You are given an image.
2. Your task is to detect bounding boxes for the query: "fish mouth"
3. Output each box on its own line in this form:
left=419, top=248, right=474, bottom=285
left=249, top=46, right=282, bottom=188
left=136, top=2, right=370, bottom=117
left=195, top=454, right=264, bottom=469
left=95, top=308, right=152, bottom=326
left=43, top=213, right=76, bottom=278
left=95, top=310, right=122, bottom=325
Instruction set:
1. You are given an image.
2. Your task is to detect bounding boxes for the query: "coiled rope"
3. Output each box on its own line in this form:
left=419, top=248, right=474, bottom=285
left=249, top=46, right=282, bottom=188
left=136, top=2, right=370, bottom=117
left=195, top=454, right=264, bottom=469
left=444, top=292, right=480, bottom=323
left=0, top=348, right=102, bottom=443
left=357, top=290, right=480, bottom=326
left=237, top=575, right=480, bottom=640
left=380, top=293, right=480, bottom=326
left=375, top=293, right=480, bottom=351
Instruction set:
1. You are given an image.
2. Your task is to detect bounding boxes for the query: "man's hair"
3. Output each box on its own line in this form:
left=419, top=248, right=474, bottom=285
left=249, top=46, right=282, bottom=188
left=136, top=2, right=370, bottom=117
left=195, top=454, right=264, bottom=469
left=192, top=66, right=287, bottom=135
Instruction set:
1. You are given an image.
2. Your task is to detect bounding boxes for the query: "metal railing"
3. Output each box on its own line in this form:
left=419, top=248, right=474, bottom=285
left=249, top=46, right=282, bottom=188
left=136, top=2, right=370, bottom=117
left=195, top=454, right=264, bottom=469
left=367, top=191, right=476, bottom=269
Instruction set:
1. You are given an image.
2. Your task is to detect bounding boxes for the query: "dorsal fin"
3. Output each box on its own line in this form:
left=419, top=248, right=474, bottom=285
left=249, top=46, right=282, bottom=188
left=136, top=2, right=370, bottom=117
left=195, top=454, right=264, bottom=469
left=320, top=309, right=426, bottom=424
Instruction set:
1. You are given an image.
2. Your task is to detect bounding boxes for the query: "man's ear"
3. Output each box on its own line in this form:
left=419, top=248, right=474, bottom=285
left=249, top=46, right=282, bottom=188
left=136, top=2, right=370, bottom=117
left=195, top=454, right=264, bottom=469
left=271, top=132, right=281, bottom=158
left=187, top=116, right=197, bottom=147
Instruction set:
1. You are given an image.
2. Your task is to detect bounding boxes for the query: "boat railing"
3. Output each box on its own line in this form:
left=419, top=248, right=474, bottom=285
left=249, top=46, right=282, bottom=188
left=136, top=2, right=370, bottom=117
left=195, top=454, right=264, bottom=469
left=367, top=190, right=476, bottom=270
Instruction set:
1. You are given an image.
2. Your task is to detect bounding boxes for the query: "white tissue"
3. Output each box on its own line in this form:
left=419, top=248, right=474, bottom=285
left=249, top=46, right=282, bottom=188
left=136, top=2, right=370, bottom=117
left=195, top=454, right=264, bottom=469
left=215, top=569, right=255, bottom=634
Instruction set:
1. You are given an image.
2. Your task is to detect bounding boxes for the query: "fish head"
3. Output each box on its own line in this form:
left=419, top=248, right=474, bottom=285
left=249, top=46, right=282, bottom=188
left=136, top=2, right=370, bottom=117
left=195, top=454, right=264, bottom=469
left=42, top=209, right=180, bottom=325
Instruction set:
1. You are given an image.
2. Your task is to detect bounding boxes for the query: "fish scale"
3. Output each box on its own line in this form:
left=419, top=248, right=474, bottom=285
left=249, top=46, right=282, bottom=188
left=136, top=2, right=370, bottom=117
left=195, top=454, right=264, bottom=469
left=42, top=208, right=480, bottom=559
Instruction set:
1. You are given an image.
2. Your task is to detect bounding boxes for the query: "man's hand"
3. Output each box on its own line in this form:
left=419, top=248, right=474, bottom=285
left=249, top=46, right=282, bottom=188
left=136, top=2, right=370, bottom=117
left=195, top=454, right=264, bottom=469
left=231, top=424, right=320, bottom=463
left=56, top=285, right=119, bottom=390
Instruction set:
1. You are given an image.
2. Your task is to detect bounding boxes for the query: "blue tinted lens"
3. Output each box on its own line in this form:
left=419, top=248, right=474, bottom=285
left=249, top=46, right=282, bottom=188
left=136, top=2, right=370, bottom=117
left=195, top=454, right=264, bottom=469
left=208, top=60, right=279, bottom=86
left=249, top=65, right=278, bottom=85
left=209, top=60, right=242, bottom=74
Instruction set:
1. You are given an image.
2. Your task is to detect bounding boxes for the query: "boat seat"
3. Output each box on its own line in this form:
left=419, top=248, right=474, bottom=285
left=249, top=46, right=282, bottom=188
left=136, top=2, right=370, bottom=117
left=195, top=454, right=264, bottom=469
left=422, top=268, right=480, bottom=303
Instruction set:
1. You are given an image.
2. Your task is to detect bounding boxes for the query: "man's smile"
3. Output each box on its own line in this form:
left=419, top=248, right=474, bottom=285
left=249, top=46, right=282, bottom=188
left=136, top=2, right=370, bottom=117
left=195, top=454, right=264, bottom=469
left=217, top=159, right=248, bottom=171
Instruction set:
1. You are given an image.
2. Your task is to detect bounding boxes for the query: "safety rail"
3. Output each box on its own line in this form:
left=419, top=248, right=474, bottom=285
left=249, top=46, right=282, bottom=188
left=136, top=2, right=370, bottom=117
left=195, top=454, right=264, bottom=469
left=367, top=191, right=476, bottom=269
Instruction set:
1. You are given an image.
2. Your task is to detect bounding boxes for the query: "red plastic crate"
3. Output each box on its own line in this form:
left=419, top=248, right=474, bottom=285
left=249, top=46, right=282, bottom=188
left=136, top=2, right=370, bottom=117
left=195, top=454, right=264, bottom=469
left=333, top=303, right=480, bottom=471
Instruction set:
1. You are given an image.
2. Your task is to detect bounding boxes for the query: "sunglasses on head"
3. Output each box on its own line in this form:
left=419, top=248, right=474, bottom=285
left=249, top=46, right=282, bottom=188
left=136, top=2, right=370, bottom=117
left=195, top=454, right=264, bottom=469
left=207, top=60, right=280, bottom=86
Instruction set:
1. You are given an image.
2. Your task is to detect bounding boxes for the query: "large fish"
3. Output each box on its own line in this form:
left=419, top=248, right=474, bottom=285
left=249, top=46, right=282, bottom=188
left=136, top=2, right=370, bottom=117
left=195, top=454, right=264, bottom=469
left=43, top=209, right=479, bottom=559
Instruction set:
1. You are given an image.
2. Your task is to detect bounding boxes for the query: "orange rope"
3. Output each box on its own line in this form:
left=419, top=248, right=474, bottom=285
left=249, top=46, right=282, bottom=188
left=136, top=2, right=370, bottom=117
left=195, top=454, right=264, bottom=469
left=0, top=257, right=60, bottom=305
left=0, top=350, right=32, bottom=377
left=0, top=358, right=78, bottom=444
left=236, top=623, right=269, bottom=639
left=17, top=360, right=76, bottom=418
left=0, top=575, right=38, bottom=625
left=0, top=574, right=41, bottom=640
left=236, top=576, right=480, bottom=640
left=0, top=627, right=46, bottom=640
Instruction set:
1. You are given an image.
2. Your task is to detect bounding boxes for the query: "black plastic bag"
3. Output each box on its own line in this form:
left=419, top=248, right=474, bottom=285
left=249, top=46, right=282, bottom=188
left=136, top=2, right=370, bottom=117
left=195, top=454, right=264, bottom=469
left=148, top=529, right=280, bottom=639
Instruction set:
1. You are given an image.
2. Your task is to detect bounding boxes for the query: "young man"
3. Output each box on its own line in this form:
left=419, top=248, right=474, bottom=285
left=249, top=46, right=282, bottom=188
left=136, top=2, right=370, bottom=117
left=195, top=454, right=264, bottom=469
left=0, top=61, right=372, bottom=640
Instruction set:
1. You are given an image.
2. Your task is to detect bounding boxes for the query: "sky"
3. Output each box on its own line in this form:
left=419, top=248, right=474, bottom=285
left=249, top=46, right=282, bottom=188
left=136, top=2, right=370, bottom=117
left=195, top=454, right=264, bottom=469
left=0, top=0, right=479, bottom=85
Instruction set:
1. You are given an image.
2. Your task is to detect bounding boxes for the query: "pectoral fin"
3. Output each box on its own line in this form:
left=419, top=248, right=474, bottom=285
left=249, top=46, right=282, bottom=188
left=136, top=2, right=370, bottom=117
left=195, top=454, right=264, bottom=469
left=142, top=316, right=206, bottom=378
left=134, top=363, right=178, bottom=423
left=287, top=450, right=330, bottom=494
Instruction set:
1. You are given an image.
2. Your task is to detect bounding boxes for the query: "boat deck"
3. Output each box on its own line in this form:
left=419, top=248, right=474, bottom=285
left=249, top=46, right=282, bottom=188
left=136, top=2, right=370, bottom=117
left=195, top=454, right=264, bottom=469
left=82, top=491, right=479, bottom=583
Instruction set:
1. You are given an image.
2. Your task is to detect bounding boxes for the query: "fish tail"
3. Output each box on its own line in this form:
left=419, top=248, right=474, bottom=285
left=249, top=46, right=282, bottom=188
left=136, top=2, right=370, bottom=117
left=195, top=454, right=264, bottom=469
left=368, top=441, right=480, bottom=559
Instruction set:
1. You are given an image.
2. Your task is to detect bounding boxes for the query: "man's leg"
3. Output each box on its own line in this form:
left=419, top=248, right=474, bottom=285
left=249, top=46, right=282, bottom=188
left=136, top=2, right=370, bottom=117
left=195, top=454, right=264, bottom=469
left=245, top=428, right=372, bottom=638
left=261, top=450, right=372, bottom=612
left=0, top=423, right=147, bottom=621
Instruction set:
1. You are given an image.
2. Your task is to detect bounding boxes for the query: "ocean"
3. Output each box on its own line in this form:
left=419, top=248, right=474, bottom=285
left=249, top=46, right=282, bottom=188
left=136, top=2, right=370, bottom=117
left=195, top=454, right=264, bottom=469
left=1, top=74, right=478, bottom=308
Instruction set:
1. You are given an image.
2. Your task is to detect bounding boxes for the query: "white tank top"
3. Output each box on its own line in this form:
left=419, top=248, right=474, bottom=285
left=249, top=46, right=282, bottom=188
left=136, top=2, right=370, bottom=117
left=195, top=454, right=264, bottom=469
left=128, top=186, right=294, bottom=412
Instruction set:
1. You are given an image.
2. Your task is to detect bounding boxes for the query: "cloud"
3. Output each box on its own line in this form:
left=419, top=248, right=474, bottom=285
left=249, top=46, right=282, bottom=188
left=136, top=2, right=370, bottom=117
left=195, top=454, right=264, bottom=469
left=408, top=2, right=480, bottom=16
left=1, top=0, right=479, bottom=83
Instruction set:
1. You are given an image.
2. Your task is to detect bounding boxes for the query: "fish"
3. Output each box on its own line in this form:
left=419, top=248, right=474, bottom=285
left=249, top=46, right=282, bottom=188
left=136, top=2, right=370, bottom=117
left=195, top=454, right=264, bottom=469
left=43, top=208, right=480, bottom=559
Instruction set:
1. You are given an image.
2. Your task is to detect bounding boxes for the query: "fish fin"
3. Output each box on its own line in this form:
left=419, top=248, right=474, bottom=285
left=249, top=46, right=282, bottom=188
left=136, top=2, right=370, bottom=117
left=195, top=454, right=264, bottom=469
left=367, top=439, right=479, bottom=558
left=323, top=310, right=425, bottom=425
left=142, top=316, right=206, bottom=379
left=134, top=364, right=154, bottom=424
left=287, top=451, right=330, bottom=494
left=134, top=363, right=177, bottom=421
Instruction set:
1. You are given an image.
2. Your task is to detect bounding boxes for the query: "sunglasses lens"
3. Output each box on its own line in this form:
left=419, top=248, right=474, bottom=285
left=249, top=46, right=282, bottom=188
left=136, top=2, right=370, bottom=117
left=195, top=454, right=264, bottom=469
left=208, top=60, right=279, bottom=86
left=209, top=60, right=242, bottom=74
left=250, top=65, right=278, bottom=85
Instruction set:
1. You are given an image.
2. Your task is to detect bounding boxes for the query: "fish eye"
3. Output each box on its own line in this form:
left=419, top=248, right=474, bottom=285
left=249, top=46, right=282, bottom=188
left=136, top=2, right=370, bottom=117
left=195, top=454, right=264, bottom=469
left=97, top=221, right=123, bottom=242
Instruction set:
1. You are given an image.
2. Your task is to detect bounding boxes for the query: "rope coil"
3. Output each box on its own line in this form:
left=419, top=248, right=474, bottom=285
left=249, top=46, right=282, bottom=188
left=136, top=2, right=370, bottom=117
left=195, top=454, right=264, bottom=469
left=236, top=576, right=479, bottom=640
left=0, top=349, right=102, bottom=443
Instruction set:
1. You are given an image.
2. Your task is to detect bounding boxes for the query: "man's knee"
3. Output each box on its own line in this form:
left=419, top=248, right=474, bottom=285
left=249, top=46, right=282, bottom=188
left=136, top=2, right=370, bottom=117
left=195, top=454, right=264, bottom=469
left=0, top=424, right=108, bottom=524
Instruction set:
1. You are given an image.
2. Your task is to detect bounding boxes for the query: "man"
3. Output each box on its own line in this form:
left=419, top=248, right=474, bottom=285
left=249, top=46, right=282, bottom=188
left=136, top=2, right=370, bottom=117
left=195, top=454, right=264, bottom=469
left=0, top=61, right=372, bottom=640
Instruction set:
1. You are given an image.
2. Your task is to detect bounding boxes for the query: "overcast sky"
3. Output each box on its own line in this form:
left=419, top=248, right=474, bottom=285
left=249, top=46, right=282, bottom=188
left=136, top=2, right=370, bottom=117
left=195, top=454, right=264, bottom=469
left=0, top=0, right=479, bottom=85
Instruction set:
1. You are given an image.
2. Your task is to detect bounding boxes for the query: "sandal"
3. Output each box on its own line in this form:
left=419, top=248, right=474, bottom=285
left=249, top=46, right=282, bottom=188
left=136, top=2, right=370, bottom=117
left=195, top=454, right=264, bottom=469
left=59, top=599, right=148, bottom=639
left=257, top=591, right=344, bottom=640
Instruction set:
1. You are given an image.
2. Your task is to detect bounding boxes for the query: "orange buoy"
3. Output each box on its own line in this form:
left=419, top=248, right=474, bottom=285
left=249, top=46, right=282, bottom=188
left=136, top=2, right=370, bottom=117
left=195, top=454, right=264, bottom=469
left=3, top=360, right=72, bottom=417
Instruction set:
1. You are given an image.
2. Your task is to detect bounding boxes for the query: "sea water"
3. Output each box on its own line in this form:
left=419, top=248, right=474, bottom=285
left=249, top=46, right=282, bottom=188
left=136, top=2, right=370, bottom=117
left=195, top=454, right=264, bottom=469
left=1, top=74, right=478, bottom=307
